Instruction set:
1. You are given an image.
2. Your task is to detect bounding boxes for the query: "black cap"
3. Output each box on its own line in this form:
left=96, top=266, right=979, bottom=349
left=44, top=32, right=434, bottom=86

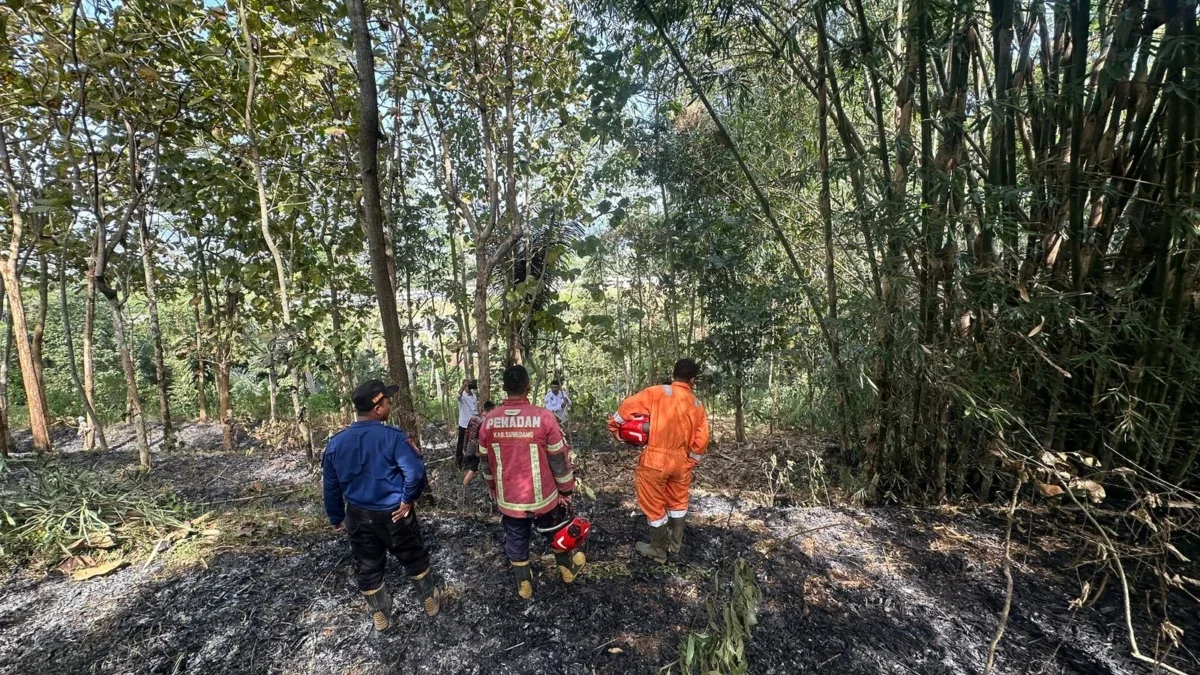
left=352, top=379, right=400, bottom=413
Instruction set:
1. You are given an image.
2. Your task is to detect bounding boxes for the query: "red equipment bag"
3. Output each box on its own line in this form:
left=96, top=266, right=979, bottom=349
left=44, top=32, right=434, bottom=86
left=615, top=413, right=650, bottom=447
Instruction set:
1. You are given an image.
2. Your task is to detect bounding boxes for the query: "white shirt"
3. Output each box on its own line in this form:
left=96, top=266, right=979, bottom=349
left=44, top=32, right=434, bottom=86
left=458, top=392, right=478, bottom=428
left=544, top=390, right=569, bottom=414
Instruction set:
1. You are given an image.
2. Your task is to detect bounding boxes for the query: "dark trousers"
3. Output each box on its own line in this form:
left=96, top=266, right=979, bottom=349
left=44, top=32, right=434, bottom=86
left=455, top=426, right=468, bottom=468
left=345, top=505, right=430, bottom=591
left=501, top=513, right=561, bottom=562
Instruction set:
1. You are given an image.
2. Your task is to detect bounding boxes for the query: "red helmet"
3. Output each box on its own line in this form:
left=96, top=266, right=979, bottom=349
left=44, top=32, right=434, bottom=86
left=551, top=516, right=591, bottom=553
left=535, top=502, right=591, bottom=553
left=615, top=413, right=650, bottom=446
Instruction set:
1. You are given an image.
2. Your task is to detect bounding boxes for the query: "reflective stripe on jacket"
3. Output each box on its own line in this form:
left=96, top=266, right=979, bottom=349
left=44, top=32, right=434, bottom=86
left=478, top=397, right=574, bottom=518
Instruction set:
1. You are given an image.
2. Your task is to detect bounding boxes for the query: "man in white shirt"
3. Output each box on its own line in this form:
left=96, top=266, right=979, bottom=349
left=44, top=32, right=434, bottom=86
left=456, top=379, right=478, bottom=469
left=543, top=380, right=570, bottom=424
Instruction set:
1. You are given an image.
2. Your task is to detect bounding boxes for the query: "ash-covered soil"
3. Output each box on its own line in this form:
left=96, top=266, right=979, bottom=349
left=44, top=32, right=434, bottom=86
left=0, top=423, right=1193, bottom=674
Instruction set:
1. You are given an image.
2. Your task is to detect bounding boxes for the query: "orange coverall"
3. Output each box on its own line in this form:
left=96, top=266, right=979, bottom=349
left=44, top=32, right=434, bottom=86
left=610, top=382, right=710, bottom=526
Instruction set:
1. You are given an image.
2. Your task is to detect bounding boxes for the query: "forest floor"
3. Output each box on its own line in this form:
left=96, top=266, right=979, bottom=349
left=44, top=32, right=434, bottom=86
left=0, top=421, right=1196, bottom=675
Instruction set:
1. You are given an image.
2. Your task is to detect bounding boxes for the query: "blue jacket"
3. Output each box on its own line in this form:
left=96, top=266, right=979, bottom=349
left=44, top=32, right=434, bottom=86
left=322, top=420, right=427, bottom=526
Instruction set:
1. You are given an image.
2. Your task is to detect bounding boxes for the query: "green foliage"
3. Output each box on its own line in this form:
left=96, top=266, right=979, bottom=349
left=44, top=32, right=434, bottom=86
left=665, top=558, right=761, bottom=675
left=0, top=463, right=190, bottom=570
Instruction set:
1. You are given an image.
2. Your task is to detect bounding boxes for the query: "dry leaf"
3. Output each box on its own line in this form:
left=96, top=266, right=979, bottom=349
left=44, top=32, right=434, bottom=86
left=1027, top=317, right=1045, bottom=338
left=1131, top=509, right=1158, bottom=532
left=71, top=533, right=117, bottom=550
left=1164, top=543, right=1190, bottom=563
left=56, top=556, right=88, bottom=575
left=1161, top=621, right=1184, bottom=648
left=237, top=522, right=256, bottom=537
left=190, top=512, right=214, bottom=527
left=1069, top=581, right=1091, bottom=610
left=1069, top=479, right=1106, bottom=503
left=72, top=559, right=127, bottom=582
left=1036, top=482, right=1064, bottom=497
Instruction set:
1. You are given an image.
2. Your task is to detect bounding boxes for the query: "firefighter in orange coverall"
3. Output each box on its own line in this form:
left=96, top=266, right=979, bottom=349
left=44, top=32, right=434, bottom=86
left=610, top=358, right=710, bottom=563
left=478, top=364, right=585, bottom=598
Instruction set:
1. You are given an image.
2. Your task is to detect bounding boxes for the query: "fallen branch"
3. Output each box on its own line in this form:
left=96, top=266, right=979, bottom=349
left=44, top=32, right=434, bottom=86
left=760, top=522, right=847, bottom=555
left=1062, top=480, right=1195, bottom=675
left=982, top=478, right=1021, bottom=675
left=200, top=488, right=303, bottom=506
left=143, top=535, right=167, bottom=571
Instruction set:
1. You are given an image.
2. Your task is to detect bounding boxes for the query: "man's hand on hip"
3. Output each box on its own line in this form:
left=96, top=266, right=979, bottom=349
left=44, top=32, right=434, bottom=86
left=391, top=502, right=412, bottom=522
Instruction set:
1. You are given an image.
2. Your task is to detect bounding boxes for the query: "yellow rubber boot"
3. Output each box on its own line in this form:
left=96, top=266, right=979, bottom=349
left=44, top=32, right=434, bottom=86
left=510, top=560, right=534, bottom=599
left=362, top=585, right=392, bottom=632
left=409, top=568, right=444, bottom=617
left=554, top=550, right=586, bottom=583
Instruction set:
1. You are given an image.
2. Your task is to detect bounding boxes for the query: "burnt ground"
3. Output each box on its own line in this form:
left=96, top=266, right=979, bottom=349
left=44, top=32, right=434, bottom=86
left=1, top=422, right=1197, bottom=675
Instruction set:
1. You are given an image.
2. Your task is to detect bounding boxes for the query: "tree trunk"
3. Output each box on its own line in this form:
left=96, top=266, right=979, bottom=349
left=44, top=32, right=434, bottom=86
left=194, top=302, right=207, bottom=422
left=404, top=262, right=420, bottom=394
left=33, top=252, right=48, bottom=417
left=218, top=354, right=233, bottom=451
left=346, top=0, right=419, bottom=434
left=59, top=240, right=106, bottom=452
left=237, top=4, right=315, bottom=460
left=198, top=239, right=234, bottom=450
left=138, top=211, right=174, bottom=451
left=0, top=282, right=9, bottom=458
left=448, top=227, right=474, bottom=379
left=474, top=259, right=493, bottom=401
left=734, top=376, right=746, bottom=443
left=323, top=240, right=352, bottom=423
left=83, top=262, right=97, bottom=449
left=816, top=4, right=852, bottom=452
left=106, top=295, right=151, bottom=469
left=0, top=123, right=52, bottom=452
left=267, top=347, right=279, bottom=423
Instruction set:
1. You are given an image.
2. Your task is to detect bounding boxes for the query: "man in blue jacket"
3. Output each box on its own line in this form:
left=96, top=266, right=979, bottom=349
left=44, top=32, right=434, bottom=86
left=323, top=379, right=444, bottom=630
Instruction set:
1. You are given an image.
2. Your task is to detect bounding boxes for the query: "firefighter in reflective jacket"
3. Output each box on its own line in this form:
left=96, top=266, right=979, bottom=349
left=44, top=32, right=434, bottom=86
left=479, top=364, right=585, bottom=598
left=609, top=358, right=710, bottom=563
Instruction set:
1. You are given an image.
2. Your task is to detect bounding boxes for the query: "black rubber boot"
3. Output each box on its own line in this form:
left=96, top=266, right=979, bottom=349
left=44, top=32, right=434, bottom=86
left=410, top=568, right=444, bottom=617
left=362, top=585, right=392, bottom=632
left=667, top=516, right=685, bottom=555
left=636, top=524, right=669, bottom=563
left=553, top=550, right=586, bottom=583
left=510, top=560, right=534, bottom=599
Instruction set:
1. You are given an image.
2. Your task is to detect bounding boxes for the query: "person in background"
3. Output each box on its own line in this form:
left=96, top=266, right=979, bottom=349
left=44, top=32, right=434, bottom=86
left=609, top=358, right=710, bottom=563
left=543, top=379, right=571, bottom=424
left=461, top=400, right=496, bottom=486
left=456, top=379, right=478, bottom=469
left=323, top=379, right=445, bottom=631
left=479, top=365, right=584, bottom=598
